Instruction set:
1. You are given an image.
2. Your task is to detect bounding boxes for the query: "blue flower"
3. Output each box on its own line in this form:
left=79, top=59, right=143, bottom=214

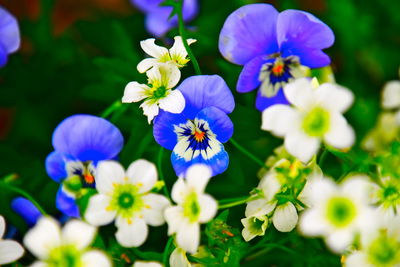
left=131, top=0, right=198, bottom=37
left=154, top=75, right=234, bottom=176
left=11, top=197, right=42, bottom=227
left=219, top=4, right=334, bottom=111
left=45, top=114, right=124, bottom=217
left=0, top=6, right=20, bottom=67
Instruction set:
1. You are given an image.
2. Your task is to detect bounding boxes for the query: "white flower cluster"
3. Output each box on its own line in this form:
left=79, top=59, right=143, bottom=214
left=122, top=36, right=196, bottom=123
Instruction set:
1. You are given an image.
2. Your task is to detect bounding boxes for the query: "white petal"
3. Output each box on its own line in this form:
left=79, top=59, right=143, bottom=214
left=298, top=209, right=327, bottom=236
left=245, top=199, right=277, bottom=217
left=137, top=58, right=159, bottom=73
left=304, top=177, right=337, bottom=204
left=169, top=36, right=196, bottom=60
left=198, top=194, right=217, bottom=223
left=158, top=90, right=185, bottom=114
left=85, top=194, right=116, bottom=226
left=81, top=250, right=112, bottom=267
left=186, top=164, right=212, bottom=194
left=341, top=176, right=373, bottom=203
left=171, top=178, right=187, bottom=204
left=96, top=161, right=126, bottom=195
left=261, top=105, right=298, bottom=137
left=326, top=230, right=354, bottom=253
left=134, top=261, right=163, bottom=267
left=142, top=193, right=170, bottom=226
left=176, top=222, right=200, bottom=254
left=259, top=173, right=281, bottom=201
left=62, top=220, right=96, bottom=250
left=140, top=100, right=159, bottom=124
left=140, top=38, right=169, bottom=59
left=162, top=63, right=181, bottom=89
left=284, top=131, right=320, bottom=163
left=345, top=251, right=370, bottom=267
left=0, top=240, right=24, bottom=264
left=0, top=216, right=4, bottom=238
left=323, top=113, right=355, bottom=149
left=283, top=78, right=314, bottom=109
left=164, top=206, right=185, bottom=235
left=382, top=80, right=400, bottom=109
left=126, top=159, right=158, bottom=193
left=169, top=247, right=191, bottom=267
left=315, top=83, right=354, bottom=113
left=115, top=217, right=148, bottom=247
left=122, top=82, right=150, bottom=103
left=272, top=202, right=298, bottom=232
left=23, top=217, right=61, bottom=259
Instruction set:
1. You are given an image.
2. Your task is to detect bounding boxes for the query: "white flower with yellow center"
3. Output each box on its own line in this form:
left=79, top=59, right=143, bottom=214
left=299, top=176, right=377, bottom=253
left=164, top=164, right=218, bottom=254
left=369, top=176, right=400, bottom=222
left=23, top=217, right=111, bottom=267
left=345, top=217, right=400, bottom=267
left=137, top=36, right=196, bottom=73
left=123, top=63, right=185, bottom=123
left=262, top=78, right=355, bottom=163
left=84, top=160, right=170, bottom=247
left=0, top=215, right=24, bottom=265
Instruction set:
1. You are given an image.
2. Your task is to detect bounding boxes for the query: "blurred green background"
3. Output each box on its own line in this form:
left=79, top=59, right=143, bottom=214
left=0, top=0, right=399, bottom=266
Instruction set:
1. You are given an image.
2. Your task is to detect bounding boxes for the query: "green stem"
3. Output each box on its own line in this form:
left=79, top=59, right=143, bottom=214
left=100, top=100, right=122, bottom=118
left=163, top=237, right=174, bottom=267
left=157, top=147, right=171, bottom=200
left=229, top=138, right=268, bottom=170
left=177, top=0, right=202, bottom=75
left=318, top=148, right=328, bottom=167
left=0, top=182, right=47, bottom=215
left=218, top=195, right=260, bottom=209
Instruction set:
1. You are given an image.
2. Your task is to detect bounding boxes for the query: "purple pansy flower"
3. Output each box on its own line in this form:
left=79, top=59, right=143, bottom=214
left=131, top=0, right=198, bottom=37
left=45, top=114, right=124, bottom=217
left=154, top=75, right=234, bottom=176
left=0, top=6, right=20, bottom=67
left=219, top=4, right=334, bottom=111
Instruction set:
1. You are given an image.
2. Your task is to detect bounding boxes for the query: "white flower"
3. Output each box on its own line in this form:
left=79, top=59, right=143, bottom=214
left=137, top=36, right=197, bottom=73
left=262, top=78, right=355, bottom=163
left=164, top=164, right=218, bottom=254
left=133, top=261, right=163, bottom=267
left=241, top=215, right=268, bottom=242
left=169, top=247, right=191, bottom=267
left=345, top=216, right=400, bottom=267
left=122, top=63, right=185, bottom=123
left=84, top=160, right=170, bottom=248
left=298, top=176, right=377, bottom=253
left=23, top=217, right=111, bottom=267
left=382, top=80, right=400, bottom=110
left=0, top=215, right=24, bottom=265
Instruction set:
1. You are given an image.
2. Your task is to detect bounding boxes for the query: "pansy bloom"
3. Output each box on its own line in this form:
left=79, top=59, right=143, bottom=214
left=0, top=6, right=20, bottom=67
left=131, top=0, right=198, bottom=37
left=45, top=114, right=124, bottom=217
left=219, top=4, right=334, bottom=111
left=153, top=75, right=235, bottom=176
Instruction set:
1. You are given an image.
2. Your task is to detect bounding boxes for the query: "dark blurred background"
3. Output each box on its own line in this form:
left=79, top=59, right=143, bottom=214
left=0, top=0, right=399, bottom=265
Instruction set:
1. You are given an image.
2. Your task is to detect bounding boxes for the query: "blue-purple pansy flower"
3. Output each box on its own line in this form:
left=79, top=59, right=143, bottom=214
left=154, top=75, right=234, bottom=176
left=131, top=0, right=198, bottom=37
left=219, top=4, right=334, bottom=111
left=45, top=114, right=124, bottom=217
left=11, top=197, right=42, bottom=227
left=0, top=6, right=20, bottom=67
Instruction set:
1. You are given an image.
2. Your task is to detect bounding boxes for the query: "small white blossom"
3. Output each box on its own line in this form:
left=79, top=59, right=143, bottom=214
left=23, top=217, right=111, bottom=267
left=262, top=78, right=355, bottom=163
left=133, top=261, right=163, bottom=267
left=164, top=164, right=218, bottom=254
left=299, top=176, right=377, bottom=253
left=137, top=36, right=196, bottom=73
left=241, top=215, right=268, bottom=242
left=84, top=160, right=170, bottom=248
left=122, top=62, right=185, bottom=123
left=0, top=215, right=24, bottom=265
left=169, top=247, right=191, bottom=267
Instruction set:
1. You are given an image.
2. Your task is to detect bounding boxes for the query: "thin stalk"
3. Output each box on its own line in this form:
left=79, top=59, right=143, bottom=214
left=0, top=182, right=47, bottom=215
left=163, top=237, right=174, bottom=266
left=176, top=0, right=202, bottom=75
left=229, top=138, right=268, bottom=170
left=157, top=147, right=171, bottom=200
left=218, top=195, right=260, bottom=209
left=318, top=148, right=329, bottom=167
left=100, top=100, right=122, bottom=118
